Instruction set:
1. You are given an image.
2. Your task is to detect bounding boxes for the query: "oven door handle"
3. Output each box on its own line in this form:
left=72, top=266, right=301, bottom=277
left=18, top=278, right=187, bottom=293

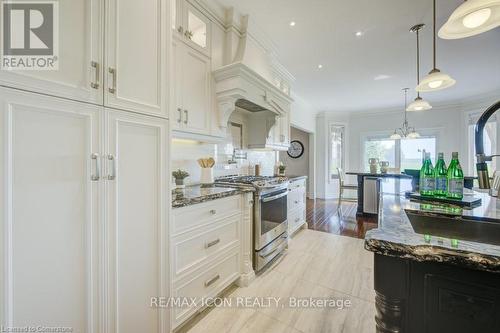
left=261, top=191, right=288, bottom=203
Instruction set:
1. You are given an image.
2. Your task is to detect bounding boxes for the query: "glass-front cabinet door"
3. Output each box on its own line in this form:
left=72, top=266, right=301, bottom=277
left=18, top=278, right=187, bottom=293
left=173, top=0, right=211, bottom=55
left=185, top=3, right=210, bottom=53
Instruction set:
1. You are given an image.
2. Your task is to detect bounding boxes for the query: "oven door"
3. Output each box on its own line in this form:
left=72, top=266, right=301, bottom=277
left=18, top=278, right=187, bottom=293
left=255, top=189, right=288, bottom=250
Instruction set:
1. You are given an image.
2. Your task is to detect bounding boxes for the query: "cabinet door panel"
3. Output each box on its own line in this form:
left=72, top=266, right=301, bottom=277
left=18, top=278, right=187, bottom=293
left=0, top=88, right=101, bottom=332
left=182, top=47, right=210, bottom=134
left=171, top=38, right=183, bottom=129
left=0, top=0, right=103, bottom=104
left=106, top=109, right=168, bottom=333
left=105, top=0, right=167, bottom=117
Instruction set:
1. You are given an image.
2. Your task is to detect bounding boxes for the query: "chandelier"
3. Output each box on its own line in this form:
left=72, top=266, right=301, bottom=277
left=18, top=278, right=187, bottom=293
left=390, top=88, right=421, bottom=140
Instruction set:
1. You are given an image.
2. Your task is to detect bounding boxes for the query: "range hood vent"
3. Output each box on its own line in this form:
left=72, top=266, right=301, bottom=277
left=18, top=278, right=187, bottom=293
left=235, top=99, right=268, bottom=113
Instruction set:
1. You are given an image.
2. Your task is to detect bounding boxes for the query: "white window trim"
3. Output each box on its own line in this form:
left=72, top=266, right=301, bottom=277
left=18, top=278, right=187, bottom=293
left=328, top=122, right=348, bottom=182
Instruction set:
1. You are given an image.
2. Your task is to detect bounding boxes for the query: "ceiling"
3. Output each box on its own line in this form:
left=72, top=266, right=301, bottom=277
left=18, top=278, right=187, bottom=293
left=213, top=0, right=500, bottom=113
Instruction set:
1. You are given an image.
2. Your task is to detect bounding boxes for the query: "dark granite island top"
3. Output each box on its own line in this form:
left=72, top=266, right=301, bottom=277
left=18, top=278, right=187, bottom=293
left=172, top=185, right=253, bottom=208
left=365, top=191, right=500, bottom=273
left=366, top=191, right=500, bottom=332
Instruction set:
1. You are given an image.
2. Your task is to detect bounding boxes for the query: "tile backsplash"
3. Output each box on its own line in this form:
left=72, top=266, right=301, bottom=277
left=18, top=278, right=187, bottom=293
left=171, top=139, right=278, bottom=186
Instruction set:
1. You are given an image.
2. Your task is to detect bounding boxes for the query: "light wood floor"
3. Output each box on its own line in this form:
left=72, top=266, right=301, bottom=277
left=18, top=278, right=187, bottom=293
left=179, top=229, right=375, bottom=333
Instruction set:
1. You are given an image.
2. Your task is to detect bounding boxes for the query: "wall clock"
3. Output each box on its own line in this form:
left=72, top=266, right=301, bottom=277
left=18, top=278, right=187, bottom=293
left=287, top=140, right=304, bottom=158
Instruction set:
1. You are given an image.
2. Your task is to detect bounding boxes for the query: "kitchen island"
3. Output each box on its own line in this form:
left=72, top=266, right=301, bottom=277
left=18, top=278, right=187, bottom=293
left=365, top=192, right=500, bottom=333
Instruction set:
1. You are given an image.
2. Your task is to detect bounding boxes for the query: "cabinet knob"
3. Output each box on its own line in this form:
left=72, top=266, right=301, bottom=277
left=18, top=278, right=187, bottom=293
left=177, top=26, right=184, bottom=34
left=210, top=209, right=216, bottom=215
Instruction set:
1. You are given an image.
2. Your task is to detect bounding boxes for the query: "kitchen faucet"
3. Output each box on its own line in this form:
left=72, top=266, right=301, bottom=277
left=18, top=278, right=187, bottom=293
left=475, top=100, right=500, bottom=189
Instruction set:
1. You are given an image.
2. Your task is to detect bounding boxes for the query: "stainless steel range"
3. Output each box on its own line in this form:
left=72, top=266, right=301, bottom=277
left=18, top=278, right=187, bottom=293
left=215, top=175, right=289, bottom=271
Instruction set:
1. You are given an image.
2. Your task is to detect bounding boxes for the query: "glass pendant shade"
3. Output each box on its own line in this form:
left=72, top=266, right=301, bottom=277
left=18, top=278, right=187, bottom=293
left=407, top=96, right=433, bottom=112
left=408, top=131, right=421, bottom=139
left=416, top=69, right=456, bottom=92
left=390, top=132, right=402, bottom=140
left=439, top=0, right=500, bottom=39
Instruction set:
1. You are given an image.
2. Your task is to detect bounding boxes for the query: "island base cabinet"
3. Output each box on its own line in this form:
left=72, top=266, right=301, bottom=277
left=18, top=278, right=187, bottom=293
left=374, top=254, right=500, bottom=333
left=0, top=88, right=170, bottom=332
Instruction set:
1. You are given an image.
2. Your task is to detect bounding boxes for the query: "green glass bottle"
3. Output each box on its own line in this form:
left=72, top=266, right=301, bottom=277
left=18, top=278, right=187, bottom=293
left=420, top=152, right=435, bottom=197
left=447, top=152, right=464, bottom=200
left=434, top=152, right=448, bottom=197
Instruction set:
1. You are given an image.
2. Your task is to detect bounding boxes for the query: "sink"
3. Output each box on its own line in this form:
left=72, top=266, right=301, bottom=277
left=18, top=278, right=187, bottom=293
left=405, top=210, right=500, bottom=246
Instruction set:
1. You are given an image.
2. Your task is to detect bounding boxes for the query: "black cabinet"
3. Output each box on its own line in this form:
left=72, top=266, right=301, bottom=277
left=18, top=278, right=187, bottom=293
left=374, top=254, right=500, bottom=333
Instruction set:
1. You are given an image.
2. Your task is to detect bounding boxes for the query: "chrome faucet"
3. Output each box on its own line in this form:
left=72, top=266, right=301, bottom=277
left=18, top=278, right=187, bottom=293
left=475, top=100, right=500, bottom=189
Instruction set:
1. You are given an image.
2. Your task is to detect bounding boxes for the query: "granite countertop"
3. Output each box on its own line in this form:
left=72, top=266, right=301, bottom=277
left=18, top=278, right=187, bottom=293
left=172, top=185, right=253, bottom=208
left=365, top=191, right=500, bottom=273
left=346, top=171, right=412, bottom=178
left=287, top=175, right=308, bottom=181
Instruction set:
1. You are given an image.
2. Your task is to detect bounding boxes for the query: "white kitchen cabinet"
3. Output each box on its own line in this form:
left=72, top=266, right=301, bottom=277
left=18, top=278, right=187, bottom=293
left=105, top=109, right=169, bottom=333
left=173, top=0, right=211, bottom=56
left=105, top=0, right=168, bottom=117
left=288, top=178, right=307, bottom=236
left=171, top=195, right=250, bottom=329
left=172, top=39, right=211, bottom=135
left=0, top=88, right=102, bottom=332
left=279, top=111, right=291, bottom=147
left=0, top=0, right=104, bottom=104
left=0, top=88, right=170, bottom=332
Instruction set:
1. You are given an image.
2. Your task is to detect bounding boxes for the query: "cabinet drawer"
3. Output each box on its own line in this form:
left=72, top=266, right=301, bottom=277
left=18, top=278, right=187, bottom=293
left=173, top=251, right=240, bottom=326
left=288, top=187, right=306, bottom=207
left=289, top=178, right=306, bottom=190
left=172, top=216, right=240, bottom=278
left=172, top=195, right=241, bottom=234
left=288, top=207, right=306, bottom=233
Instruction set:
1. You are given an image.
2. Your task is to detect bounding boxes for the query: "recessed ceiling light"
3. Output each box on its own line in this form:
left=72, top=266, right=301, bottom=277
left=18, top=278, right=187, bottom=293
left=317, top=64, right=323, bottom=69
left=355, top=31, right=363, bottom=37
left=289, top=21, right=296, bottom=27
left=374, top=74, right=391, bottom=80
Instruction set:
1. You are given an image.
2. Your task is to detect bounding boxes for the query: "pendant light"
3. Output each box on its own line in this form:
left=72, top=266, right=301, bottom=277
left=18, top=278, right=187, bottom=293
left=439, top=0, right=500, bottom=39
left=407, top=24, right=432, bottom=112
left=416, top=0, right=456, bottom=93
left=391, top=89, right=421, bottom=140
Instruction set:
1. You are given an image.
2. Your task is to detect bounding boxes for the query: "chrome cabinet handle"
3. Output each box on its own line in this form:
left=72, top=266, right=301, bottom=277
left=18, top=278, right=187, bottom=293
left=184, top=30, right=193, bottom=39
left=107, top=154, right=116, bottom=180
left=295, top=218, right=300, bottom=223
left=209, top=209, right=216, bottom=215
left=91, top=153, right=100, bottom=181
left=177, top=26, right=184, bottom=34
left=204, top=274, right=220, bottom=287
left=177, top=108, right=182, bottom=123
left=90, top=61, right=99, bottom=89
left=108, top=68, right=116, bottom=94
left=294, top=200, right=299, bottom=204
left=205, top=238, right=220, bottom=249
left=184, top=110, right=188, bottom=124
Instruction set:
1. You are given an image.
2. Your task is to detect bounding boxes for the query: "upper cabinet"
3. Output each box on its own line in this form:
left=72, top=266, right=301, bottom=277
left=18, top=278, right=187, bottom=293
left=172, top=39, right=211, bottom=135
left=173, top=0, right=211, bottom=56
left=0, top=0, right=104, bottom=105
left=105, top=0, right=168, bottom=117
left=0, top=0, right=168, bottom=118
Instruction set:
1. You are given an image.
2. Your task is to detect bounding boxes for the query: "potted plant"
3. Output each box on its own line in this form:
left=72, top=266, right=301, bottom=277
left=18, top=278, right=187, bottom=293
left=278, top=164, right=286, bottom=176
left=172, top=169, right=189, bottom=188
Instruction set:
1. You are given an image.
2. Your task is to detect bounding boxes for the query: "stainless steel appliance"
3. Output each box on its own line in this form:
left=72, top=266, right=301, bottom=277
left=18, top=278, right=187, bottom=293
left=215, top=175, right=289, bottom=271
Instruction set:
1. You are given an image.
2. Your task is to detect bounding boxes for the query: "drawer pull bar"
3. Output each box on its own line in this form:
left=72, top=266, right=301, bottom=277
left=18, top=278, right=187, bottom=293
left=205, top=238, right=220, bottom=249
left=204, top=274, right=220, bottom=287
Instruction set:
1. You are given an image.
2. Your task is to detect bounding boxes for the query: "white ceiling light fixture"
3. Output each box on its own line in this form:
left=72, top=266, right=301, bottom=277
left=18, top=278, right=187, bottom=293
left=317, top=64, right=323, bottom=69
left=439, top=0, right=500, bottom=39
left=391, top=88, right=421, bottom=140
left=355, top=31, right=363, bottom=37
left=289, top=21, right=296, bottom=27
left=417, top=0, right=456, bottom=93
left=407, top=24, right=432, bottom=112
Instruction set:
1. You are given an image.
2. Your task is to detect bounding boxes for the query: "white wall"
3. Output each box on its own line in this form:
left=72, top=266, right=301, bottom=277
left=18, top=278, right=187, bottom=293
left=279, top=127, right=310, bottom=187
left=314, top=94, right=499, bottom=199
left=290, top=93, right=317, bottom=133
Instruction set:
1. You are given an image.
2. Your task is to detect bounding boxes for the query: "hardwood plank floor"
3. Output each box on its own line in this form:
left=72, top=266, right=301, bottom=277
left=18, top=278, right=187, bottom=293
left=306, top=199, right=378, bottom=239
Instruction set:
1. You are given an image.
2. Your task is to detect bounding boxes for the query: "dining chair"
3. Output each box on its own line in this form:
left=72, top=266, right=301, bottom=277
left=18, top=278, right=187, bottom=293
left=337, top=168, right=358, bottom=216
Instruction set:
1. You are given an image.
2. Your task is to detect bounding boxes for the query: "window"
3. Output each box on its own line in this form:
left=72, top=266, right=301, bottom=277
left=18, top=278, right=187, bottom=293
left=468, top=114, right=497, bottom=176
left=363, top=136, right=437, bottom=171
left=330, top=125, right=345, bottom=179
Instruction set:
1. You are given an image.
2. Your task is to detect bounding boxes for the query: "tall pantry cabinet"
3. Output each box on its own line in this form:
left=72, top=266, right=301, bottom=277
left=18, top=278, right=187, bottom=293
left=0, top=0, right=171, bottom=332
